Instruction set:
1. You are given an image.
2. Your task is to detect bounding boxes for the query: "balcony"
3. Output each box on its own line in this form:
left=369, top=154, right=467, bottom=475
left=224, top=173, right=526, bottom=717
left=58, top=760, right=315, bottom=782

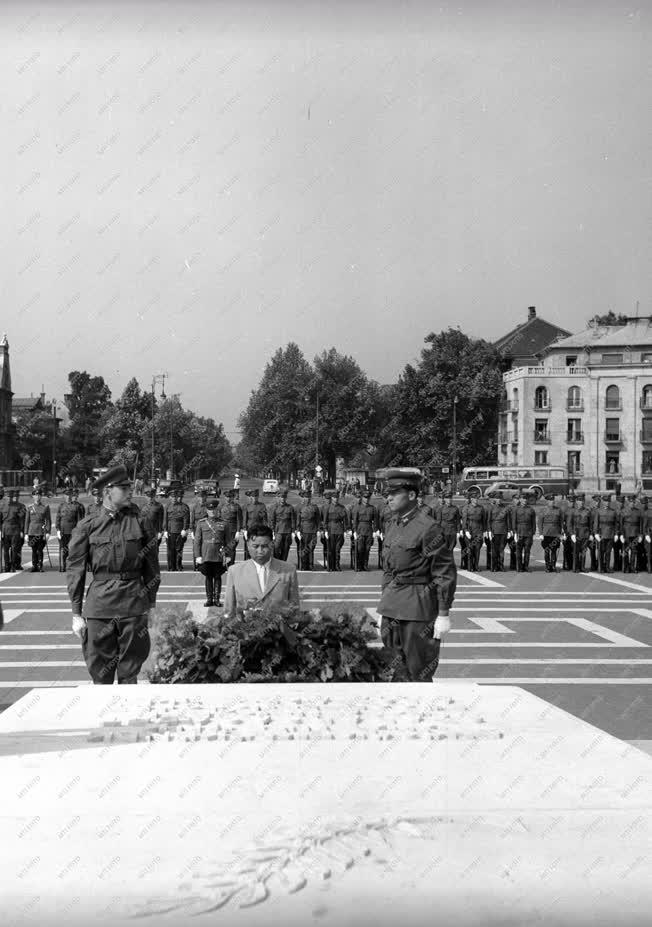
left=566, top=402, right=584, bottom=412
left=504, top=365, right=588, bottom=382
left=605, top=403, right=622, bottom=412
left=640, top=430, right=652, bottom=444
left=533, top=403, right=552, bottom=412
left=604, top=432, right=622, bottom=444
left=566, top=432, right=584, bottom=444
left=640, top=398, right=652, bottom=411
left=499, top=400, right=519, bottom=412
left=533, top=431, right=551, bottom=444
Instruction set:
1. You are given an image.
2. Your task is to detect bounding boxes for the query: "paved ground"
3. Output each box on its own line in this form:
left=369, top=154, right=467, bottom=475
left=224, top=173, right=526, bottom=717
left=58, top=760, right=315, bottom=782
left=2, top=489, right=651, bottom=753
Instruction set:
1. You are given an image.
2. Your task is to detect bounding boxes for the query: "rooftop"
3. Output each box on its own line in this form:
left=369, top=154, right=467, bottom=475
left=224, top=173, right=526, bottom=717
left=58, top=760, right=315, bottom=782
left=494, top=306, right=571, bottom=360
left=546, top=317, right=652, bottom=352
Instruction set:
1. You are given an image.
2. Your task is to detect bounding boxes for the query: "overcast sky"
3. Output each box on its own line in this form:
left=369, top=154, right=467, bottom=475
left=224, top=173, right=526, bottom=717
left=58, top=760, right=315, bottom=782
left=4, top=0, right=650, bottom=439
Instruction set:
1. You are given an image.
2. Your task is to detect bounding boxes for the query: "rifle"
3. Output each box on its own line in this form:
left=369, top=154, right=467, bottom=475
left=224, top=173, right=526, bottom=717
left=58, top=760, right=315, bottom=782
left=295, top=532, right=302, bottom=569
left=378, top=534, right=383, bottom=570
left=45, top=537, right=52, bottom=570
left=350, top=533, right=356, bottom=570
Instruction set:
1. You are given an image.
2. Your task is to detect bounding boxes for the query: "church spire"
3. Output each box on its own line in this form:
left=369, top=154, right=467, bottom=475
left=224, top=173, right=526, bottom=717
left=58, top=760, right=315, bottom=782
left=0, top=333, right=12, bottom=393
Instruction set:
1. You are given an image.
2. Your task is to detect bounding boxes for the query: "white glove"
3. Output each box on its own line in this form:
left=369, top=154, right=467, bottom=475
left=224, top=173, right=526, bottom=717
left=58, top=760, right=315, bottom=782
left=457, top=531, right=462, bottom=538
left=620, top=534, right=625, bottom=543
left=589, top=535, right=594, bottom=542
left=157, top=532, right=162, bottom=540
left=235, top=531, right=241, bottom=541
left=594, top=534, right=601, bottom=542
left=465, top=531, right=471, bottom=539
left=163, top=531, right=168, bottom=540
left=57, top=530, right=62, bottom=540
left=514, top=533, right=519, bottom=542
left=483, top=532, right=488, bottom=539
left=324, top=531, right=329, bottom=539
left=638, top=535, right=643, bottom=543
left=646, top=536, right=651, bottom=544
left=295, top=531, right=302, bottom=540
left=488, top=531, right=493, bottom=540
left=243, top=530, right=248, bottom=541
left=373, top=530, right=379, bottom=539
left=45, top=533, right=50, bottom=542
left=180, top=529, right=187, bottom=539
left=379, top=533, right=384, bottom=542
left=196, top=556, right=203, bottom=565
left=353, top=532, right=358, bottom=540
left=571, top=534, right=577, bottom=543
left=434, top=615, right=451, bottom=639
left=507, top=531, right=513, bottom=539
left=190, top=531, right=195, bottom=540
left=71, top=615, right=87, bottom=638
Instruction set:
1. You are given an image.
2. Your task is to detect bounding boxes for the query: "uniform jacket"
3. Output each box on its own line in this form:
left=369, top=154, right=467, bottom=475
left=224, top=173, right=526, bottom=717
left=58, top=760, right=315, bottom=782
left=164, top=501, right=190, bottom=533
left=379, top=504, right=393, bottom=535
left=378, top=507, right=456, bottom=621
left=569, top=507, right=593, bottom=538
left=193, top=516, right=232, bottom=562
left=351, top=502, right=378, bottom=536
left=489, top=504, right=512, bottom=534
left=243, top=501, right=269, bottom=530
left=56, top=501, right=82, bottom=534
left=539, top=508, right=564, bottom=536
left=434, top=503, right=461, bottom=535
left=24, top=502, right=52, bottom=537
left=219, top=500, right=243, bottom=532
left=190, top=500, right=208, bottom=530
left=322, top=502, right=349, bottom=534
left=73, top=500, right=86, bottom=519
left=417, top=502, right=434, bottom=517
left=1, top=501, right=26, bottom=537
left=621, top=506, right=643, bottom=539
left=141, top=499, right=165, bottom=534
left=223, top=557, right=300, bottom=617
left=270, top=502, right=296, bottom=534
left=296, top=501, right=321, bottom=533
left=461, top=504, right=486, bottom=535
left=512, top=505, right=537, bottom=537
left=593, top=507, right=619, bottom=539
left=66, top=504, right=160, bottom=619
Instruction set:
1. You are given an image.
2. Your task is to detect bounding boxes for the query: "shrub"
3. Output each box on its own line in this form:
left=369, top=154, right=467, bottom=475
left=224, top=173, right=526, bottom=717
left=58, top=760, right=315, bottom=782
left=144, top=602, right=398, bottom=684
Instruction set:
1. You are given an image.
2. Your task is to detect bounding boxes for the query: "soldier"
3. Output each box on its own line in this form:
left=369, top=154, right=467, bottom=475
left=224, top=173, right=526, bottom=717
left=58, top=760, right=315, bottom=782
left=347, top=490, right=363, bottom=569
left=488, top=497, right=511, bottom=571
left=163, top=481, right=190, bottom=571
left=190, top=488, right=209, bottom=570
left=586, top=495, right=601, bottom=571
left=67, top=465, right=160, bottom=685
left=1, top=488, right=25, bottom=572
left=612, top=496, right=625, bottom=571
left=561, top=492, right=577, bottom=571
left=71, top=487, right=85, bottom=519
left=295, top=490, right=321, bottom=570
left=220, top=489, right=243, bottom=567
left=416, top=491, right=433, bottom=517
left=56, top=486, right=83, bottom=572
left=482, top=498, right=494, bottom=570
left=194, top=499, right=232, bottom=607
left=538, top=494, right=564, bottom=573
left=270, top=489, right=296, bottom=562
left=433, top=491, right=461, bottom=552
left=461, top=495, right=486, bottom=571
left=378, top=468, right=456, bottom=682
left=622, top=496, right=643, bottom=573
left=141, top=487, right=165, bottom=548
left=638, top=495, right=652, bottom=573
left=513, top=492, right=537, bottom=572
left=89, top=486, right=104, bottom=516
left=24, top=485, right=52, bottom=572
left=593, top=494, right=618, bottom=573
left=319, top=491, right=332, bottom=567
left=351, top=489, right=378, bottom=572
left=322, top=490, right=349, bottom=572
left=569, top=494, right=593, bottom=573
left=242, top=488, right=268, bottom=561
left=376, top=490, right=393, bottom=569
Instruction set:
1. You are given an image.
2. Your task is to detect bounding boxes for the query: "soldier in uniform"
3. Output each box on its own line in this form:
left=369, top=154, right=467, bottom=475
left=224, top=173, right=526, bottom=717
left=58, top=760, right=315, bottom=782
left=1, top=488, right=25, bottom=572
left=513, top=492, right=537, bottom=572
left=587, top=495, right=600, bottom=571
left=351, top=489, right=378, bottom=571
left=194, top=499, right=232, bottom=606
left=433, top=491, right=460, bottom=552
left=561, top=492, right=576, bottom=571
left=482, top=498, right=494, bottom=570
left=56, top=486, right=83, bottom=572
left=270, top=489, right=296, bottom=562
left=89, top=486, right=104, bottom=516
left=538, top=494, right=564, bottom=573
left=612, top=496, right=625, bottom=571
left=376, top=490, right=393, bottom=569
left=163, top=481, right=190, bottom=571
left=637, top=495, right=652, bottom=573
left=488, top=497, right=511, bottom=571
left=295, top=490, right=321, bottom=570
left=461, top=494, right=486, bottom=572
left=378, top=468, right=456, bottom=682
left=416, top=491, right=433, bottom=517
left=569, top=494, right=593, bottom=573
left=220, top=489, right=243, bottom=567
left=243, top=488, right=268, bottom=560
left=622, top=496, right=643, bottom=573
left=190, top=488, right=209, bottom=570
left=24, top=485, right=52, bottom=572
left=71, top=487, right=85, bottom=519
left=593, top=494, right=617, bottom=573
left=141, top=487, right=165, bottom=549
left=322, top=490, right=349, bottom=572
left=319, top=491, right=333, bottom=567
left=67, top=465, right=160, bottom=685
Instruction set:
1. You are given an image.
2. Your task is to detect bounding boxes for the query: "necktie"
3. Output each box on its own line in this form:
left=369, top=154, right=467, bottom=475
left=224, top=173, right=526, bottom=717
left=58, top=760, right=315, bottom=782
left=260, top=565, right=267, bottom=593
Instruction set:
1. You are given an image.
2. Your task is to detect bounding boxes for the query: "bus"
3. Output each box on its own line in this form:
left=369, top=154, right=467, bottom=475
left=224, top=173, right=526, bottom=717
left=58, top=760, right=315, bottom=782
left=459, top=465, right=578, bottom=499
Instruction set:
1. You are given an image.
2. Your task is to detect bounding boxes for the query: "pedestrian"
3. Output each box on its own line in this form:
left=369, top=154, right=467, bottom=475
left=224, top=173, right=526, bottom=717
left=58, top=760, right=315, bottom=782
left=220, top=489, right=243, bottom=567
left=351, top=489, right=378, bottom=571
left=67, top=465, right=160, bottom=685
left=56, top=486, right=83, bottom=572
left=85, top=476, right=92, bottom=494
left=0, top=488, right=25, bottom=572
left=233, top=473, right=241, bottom=491
left=513, top=492, right=537, bottom=572
left=194, top=499, right=231, bottom=607
left=190, top=489, right=209, bottom=570
left=378, top=468, right=456, bottom=682
left=270, top=489, right=296, bottom=562
left=24, top=485, right=52, bottom=572
left=538, top=494, right=564, bottom=573
left=163, top=481, right=190, bottom=571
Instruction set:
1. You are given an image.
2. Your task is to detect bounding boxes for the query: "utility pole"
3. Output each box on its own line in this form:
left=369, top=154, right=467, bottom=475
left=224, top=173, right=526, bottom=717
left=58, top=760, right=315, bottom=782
left=151, top=373, right=167, bottom=487
left=315, top=394, right=320, bottom=468
left=51, top=398, right=57, bottom=494
left=452, top=395, right=458, bottom=492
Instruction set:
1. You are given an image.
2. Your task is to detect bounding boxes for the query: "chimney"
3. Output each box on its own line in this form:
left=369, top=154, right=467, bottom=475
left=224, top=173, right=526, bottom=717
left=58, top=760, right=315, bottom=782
left=528, top=306, right=536, bottom=321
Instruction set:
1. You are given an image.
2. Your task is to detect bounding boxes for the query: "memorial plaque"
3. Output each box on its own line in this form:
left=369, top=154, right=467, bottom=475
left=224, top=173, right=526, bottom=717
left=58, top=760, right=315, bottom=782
left=0, top=683, right=650, bottom=927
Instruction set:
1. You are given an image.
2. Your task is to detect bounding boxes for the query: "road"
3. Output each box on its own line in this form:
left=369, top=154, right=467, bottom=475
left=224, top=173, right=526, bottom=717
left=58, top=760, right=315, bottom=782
left=1, top=489, right=651, bottom=755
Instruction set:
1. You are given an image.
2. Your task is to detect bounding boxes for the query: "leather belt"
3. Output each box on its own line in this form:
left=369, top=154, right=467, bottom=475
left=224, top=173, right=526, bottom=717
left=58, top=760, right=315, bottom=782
left=93, top=570, right=141, bottom=581
left=392, top=576, right=430, bottom=586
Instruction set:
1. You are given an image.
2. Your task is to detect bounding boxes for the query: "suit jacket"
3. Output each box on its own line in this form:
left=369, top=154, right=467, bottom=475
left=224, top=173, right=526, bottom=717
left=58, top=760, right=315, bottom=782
left=223, top=557, right=300, bottom=617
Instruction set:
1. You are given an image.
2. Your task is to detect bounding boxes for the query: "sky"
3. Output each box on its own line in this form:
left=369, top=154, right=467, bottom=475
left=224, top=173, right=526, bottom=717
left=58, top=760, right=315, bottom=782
left=4, top=0, right=651, bottom=441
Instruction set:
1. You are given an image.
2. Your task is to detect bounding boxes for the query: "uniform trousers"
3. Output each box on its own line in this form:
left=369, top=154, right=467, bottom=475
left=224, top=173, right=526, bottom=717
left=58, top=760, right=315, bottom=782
left=599, top=538, right=614, bottom=572
left=562, top=537, right=574, bottom=571
left=516, top=536, right=533, bottom=571
left=327, top=534, right=344, bottom=571
left=199, top=561, right=225, bottom=603
left=467, top=534, right=484, bottom=571
left=59, top=534, right=71, bottom=572
left=623, top=539, right=641, bottom=573
left=274, top=533, right=292, bottom=562
left=355, top=535, right=373, bottom=571
left=491, top=534, right=506, bottom=570
left=81, top=613, right=150, bottom=685
left=573, top=537, right=591, bottom=572
left=485, top=536, right=493, bottom=571
left=381, top=617, right=441, bottom=681
left=613, top=538, right=623, bottom=571
left=225, top=538, right=238, bottom=568
left=459, top=535, right=469, bottom=570
left=28, top=536, right=46, bottom=570
left=299, top=533, right=317, bottom=570
left=441, top=533, right=457, bottom=552
left=166, top=533, right=185, bottom=571
left=541, top=536, right=560, bottom=570
left=2, top=535, right=22, bottom=572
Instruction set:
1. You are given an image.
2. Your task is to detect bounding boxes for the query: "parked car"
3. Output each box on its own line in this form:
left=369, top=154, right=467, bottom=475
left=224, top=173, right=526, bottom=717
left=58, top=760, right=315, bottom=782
left=156, top=479, right=173, bottom=498
left=262, top=479, right=279, bottom=495
left=483, top=481, right=522, bottom=502
left=194, top=479, right=219, bottom=496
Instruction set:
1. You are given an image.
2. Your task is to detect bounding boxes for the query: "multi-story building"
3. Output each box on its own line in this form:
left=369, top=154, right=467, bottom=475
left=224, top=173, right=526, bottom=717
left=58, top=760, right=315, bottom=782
left=498, top=317, right=652, bottom=492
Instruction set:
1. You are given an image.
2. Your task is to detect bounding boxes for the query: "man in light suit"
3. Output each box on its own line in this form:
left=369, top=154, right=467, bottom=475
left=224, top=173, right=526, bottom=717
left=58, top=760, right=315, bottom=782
left=223, top=524, right=300, bottom=617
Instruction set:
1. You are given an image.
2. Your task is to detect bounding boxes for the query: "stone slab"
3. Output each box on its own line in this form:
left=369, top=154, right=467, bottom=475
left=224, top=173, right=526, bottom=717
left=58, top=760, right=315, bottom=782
left=0, top=683, right=650, bottom=927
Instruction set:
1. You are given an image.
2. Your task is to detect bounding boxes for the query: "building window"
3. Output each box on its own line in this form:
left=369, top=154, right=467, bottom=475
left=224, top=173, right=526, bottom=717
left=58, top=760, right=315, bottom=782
left=642, top=418, right=652, bottom=442
left=567, top=418, right=582, bottom=441
left=605, top=417, right=620, bottom=441
left=643, top=353, right=652, bottom=364
left=606, top=452, right=620, bottom=474
left=565, top=356, right=578, bottom=367
left=534, top=450, right=548, bottom=465
left=534, top=419, right=548, bottom=441
left=602, top=353, right=624, bottom=364
left=567, top=386, right=582, bottom=409
left=534, top=386, right=549, bottom=409
left=567, top=451, right=581, bottom=474
left=642, top=385, right=652, bottom=409
left=643, top=452, right=652, bottom=474
left=605, top=385, right=621, bottom=409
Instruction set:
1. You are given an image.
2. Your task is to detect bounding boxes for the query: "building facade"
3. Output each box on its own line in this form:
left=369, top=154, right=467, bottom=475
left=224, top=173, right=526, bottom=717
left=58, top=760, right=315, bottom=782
left=494, top=306, right=571, bottom=369
left=0, top=334, right=14, bottom=469
left=498, top=318, right=652, bottom=492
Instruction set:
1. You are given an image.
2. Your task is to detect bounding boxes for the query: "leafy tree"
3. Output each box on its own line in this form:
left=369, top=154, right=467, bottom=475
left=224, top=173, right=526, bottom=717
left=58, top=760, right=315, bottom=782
left=588, top=311, right=629, bottom=326
left=64, top=371, right=112, bottom=470
left=140, top=396, right=232, bottom=482
left=13, top=407, right=55, bottom=473
left=99, top=378, right=153, bottom=471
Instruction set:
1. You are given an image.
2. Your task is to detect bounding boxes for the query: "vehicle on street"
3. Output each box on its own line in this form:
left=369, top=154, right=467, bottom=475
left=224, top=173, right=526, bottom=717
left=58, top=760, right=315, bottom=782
left=483, top=481, right=522, bottom=501
left=157, top=479, right=173, bottom=498
left=194, top=479, right=219, bottom=496
left=262, top=479, right=279, bottom=495
left=459, top=465, right=577, bottom=499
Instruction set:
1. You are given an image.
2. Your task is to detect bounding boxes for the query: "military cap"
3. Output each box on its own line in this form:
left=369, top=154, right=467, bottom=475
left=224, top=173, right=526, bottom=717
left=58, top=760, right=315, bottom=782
left=93, top=465, right=131, bottom=492
left=543, top=493, right=556, bottom=502
left=32, top=485, right=44, bottom=495
left=63, top=485, right=73, bottom=494
left=324, top=490, right=334, bottom=499
left=198, top=487, right=208, bottom=495
left=576, top=493, right=586, bottom=501
left=206, top=499, right=219, bottom=510
left=363, top=489, right=371, bottom=497
left=591, top=494, right=602, bottom=502
left=383, top=468, right=422, bottom=492
left=169, top=479, right=184, bottom=492
left=71, top=487, right=79, bottom=495
left=146, top=486, right=157, bottom=497
left=250, top=488, right=260, bottom=497
left=567, top=491, right=576, bottom=499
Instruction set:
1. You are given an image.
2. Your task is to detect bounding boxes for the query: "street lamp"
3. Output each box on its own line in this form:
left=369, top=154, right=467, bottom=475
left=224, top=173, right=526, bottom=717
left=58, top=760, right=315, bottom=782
left=51, top=398, right=57, bottom=493
left=151, top=373, right=167, bottom=487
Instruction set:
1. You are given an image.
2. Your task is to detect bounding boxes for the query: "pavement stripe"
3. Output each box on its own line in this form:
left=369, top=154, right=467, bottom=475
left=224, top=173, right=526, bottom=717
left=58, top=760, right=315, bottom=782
left=0, top=644, right=78, bottom=649
left=565, top=617, right=646, bottom=648
left=1, top=611, right=23, bottom=625
left=457, top=571, right=504, bottom=587
left=0, top=681, right=92, bottom=688
left=578, top=574, right=652, bottom=594
left=433, top=678, right=652, bottom=684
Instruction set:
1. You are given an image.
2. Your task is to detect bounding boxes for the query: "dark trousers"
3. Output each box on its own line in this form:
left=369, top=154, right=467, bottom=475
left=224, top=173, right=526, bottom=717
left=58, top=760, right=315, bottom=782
left=226, top=539, right=238, bottom=568
left=562, top=537, right=574, bottom=571
left=28, top=536, right=46, bottom=571
left=599, top=538, right=614, bottom=572
left=355, top=535, right=373, bottom=571
left=491, top=534, right=506, bottom=571
left=459, top=535, right=469, bottom=570
left=81, top=613, right=150, bottom=684
left=59, top=534, right=71, bottom=571
left=2, top=535, right=22, bottom=572
left=613, top=538, right=623, bottom=571
left=516, top=536, right=533, bottom=571
left=299, top=534, right=317, bottom=570
left=200, top=561, right=225, bottom=603
left=468, top=535, right=484, bottom=571
left=327, top=534, right=344, bottom=571
left=485, top=537, right=493, bottom=571
left=574, top=537, right=590, bottom=572
left=588, top=539, right=599, bottom=572
left=442, top=533, right=457, bottom=552
left=274, top=533, right=292, bottom=562
left=623, top=538, right=640, bottom=573
left=506, top=537, right=517, bottom=570
left=381, top=616, right=441, bottom=681
left=166, top=533, right=185, bottom=571
left=541, top=535, right=560, bottom=571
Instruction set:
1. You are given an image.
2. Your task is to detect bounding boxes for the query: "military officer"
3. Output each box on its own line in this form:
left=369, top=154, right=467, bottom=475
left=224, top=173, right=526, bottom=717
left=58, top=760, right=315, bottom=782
left=89, top=486, right=104, bottom=516
left=351, top=489, right=378, bottom=572
left=376, top=490, right=393, bottom=569
left=243, top=488, right=268, bottom=560
left=488, top=497, right=511, bottom=571
left=482, top=498, right=494, bottom=570
left=220, top=489, right=243, bottom=567
left=1, top=488, right=25, bottom=572
left=295, top=490, right=322, bottom=570
left=163, top=481, right=190, bottom=571
left=378, top=468, right=456, bottom=682
left=586, top=495, right=601, bottom=571
left=538, top=494, right=564, bottom=573
left=141, top=487, right=165, bottom=547
left=190, top=488, right=209, bottom=570
left=24, top=485, right=52, bottom=572
left=621, top=496, right=643, bottom=573
left=612, top=496, right=625, bottom=571
left=193, top=499, right=232, bottom=607
left=71, top=487, right=85, bottom=519
left=433, top=491, right=460, bottom=552
left=347, top=490, right=363, bottom=569
left=56, top=486, right=83, bottom=572
left=513, top=492, right=537, bottom=572
left=637, top=495, right=652, bottom=573
left=319, top=491, right=333, bottom=566
left=461, top=494, right=486, bottom=572
left=593, top=494, right=618, bottom=573
left=67, top=465, right=160, bottom=685
left=569, top=494, right=593, bottom=573
left=270, top=489, right=296, bottom=561
left=322, top=490, right=349, bottom=572
left=457, top=492, right=473, bottom=570
left=561, top=492, right=576, bottom=571
left=416, top=491, right=433, bottom=517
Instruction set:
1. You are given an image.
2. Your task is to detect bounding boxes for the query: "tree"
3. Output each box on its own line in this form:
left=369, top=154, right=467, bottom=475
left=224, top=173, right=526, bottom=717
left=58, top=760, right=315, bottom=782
left=588, top=311, right=629, bottom=327
left=378, top=328, right=504, bottom=475
left=64, top=371, right=112, bottom=470
left=140, top=396, right=232, bottom=482
left=99, top=378, right=153, bottom=472
left=13, top=407, right=55, bottom=473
